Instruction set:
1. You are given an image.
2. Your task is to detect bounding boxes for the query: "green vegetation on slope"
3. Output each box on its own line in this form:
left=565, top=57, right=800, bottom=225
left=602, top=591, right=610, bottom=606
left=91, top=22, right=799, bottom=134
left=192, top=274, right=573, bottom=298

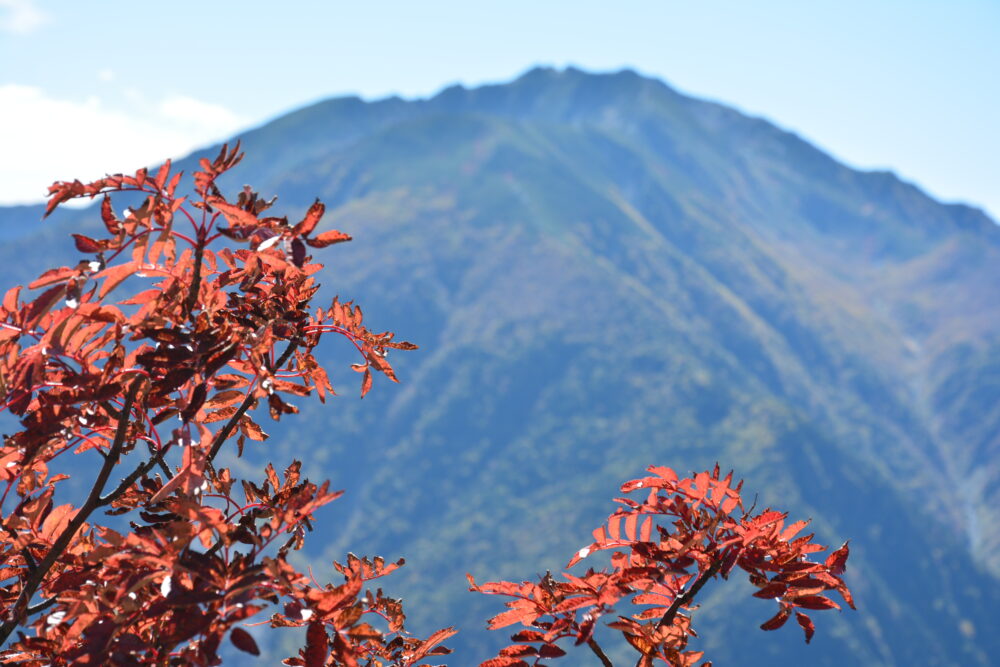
left=2, top=67, right=998, bottom=665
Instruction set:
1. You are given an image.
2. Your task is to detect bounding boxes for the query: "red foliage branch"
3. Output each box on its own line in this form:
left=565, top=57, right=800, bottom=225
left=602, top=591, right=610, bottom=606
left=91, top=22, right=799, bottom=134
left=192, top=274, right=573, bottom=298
left=0, top=146, right=454, bottom=665
left=470, top=465, right=854, bottom=667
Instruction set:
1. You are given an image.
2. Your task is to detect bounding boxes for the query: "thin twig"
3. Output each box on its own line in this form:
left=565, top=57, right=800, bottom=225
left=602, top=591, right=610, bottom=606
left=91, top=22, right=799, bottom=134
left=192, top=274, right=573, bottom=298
left=25, top=597, right=58, bottom=617
left=146, top=439, right=172, bottom=478
left=19, top=548, right=37, bottom=572
left=656, top=561, right=721, bottom=630
left=183, top=236, right=204, bottom=317
left=101, top=442, right=170, bottom=506
left=206, top=340, right=298, bottom=463
left=587, top=637, right=614, bottom=667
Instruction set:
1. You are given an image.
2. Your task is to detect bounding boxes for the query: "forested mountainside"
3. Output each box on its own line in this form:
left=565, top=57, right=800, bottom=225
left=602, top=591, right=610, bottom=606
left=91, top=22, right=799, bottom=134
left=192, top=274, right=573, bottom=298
left=2, top=67, right=998, bottom=665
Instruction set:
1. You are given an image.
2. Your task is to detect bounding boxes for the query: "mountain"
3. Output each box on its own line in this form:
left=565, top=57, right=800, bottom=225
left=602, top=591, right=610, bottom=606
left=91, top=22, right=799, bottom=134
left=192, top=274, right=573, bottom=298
left=2, top=66, right=999, bottom=665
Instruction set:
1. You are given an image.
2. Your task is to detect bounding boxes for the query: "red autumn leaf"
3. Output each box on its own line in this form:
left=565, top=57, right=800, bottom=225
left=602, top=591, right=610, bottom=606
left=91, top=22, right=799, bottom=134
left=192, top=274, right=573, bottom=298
left=28, top=266, right=76, bottom=289
left=293, top=199, right=325, bottom=237
left=203, top=389, right=246, bottom=409
left=479, top=657, right=530, bottom=667
left=305, top=229, right=352, bottom=248
left=330, top=630, right=359, bottom=667
left=625, top=511, right=638, bottom=539
left=360, top=367, right=373, bottom=397
left=44, top=182, right=75, bottom=217
left=752, top=582, right=787, bottom=599
left=153, top=159, right=172, bottom=190
left=148, top=469, right=188, bottom=505
left=538, top=643, right=567, bottom=658
left=639, top=515, right=652, bottom=541
left=95, top=261, right=137, bottom=300
left=795, top=612, right=816, bottom=644
left=2, top=284, right=20, bottom=311
left=791, top=595, right=840, bottom=611
left=304, top=621, right=329, bottom=667
left=779, top=519, right=810, bottom=542
left=760, top=606, right=791, bottom=631
left=39, top=504, right=76, bottom=542
left=100, top=194, right=121, bottom=234
left=72, top=234, right=103, bottom=253
left=166, top=170, right=183, bottom=196
left=240, top=417, right=268, bottom=441
left=181, top=382, right=208, bottom=422
left=230, top=627, right=260, bottom=656
left=210, top=198, right=259, bottom=230
left=291, top=237, right=307, bottom=267
left=752, top=510, right=786, bottom=529
left=22, top=283, right=66, bottom=328
left=837, top=581, right=857, bottom=610
left=149, top=441, right=208, bottom=504
left=825, top=541, right=850, bottom=575
left=410, top=626, right=457, bottom=660
left=486, top=607, right=535, bottom=630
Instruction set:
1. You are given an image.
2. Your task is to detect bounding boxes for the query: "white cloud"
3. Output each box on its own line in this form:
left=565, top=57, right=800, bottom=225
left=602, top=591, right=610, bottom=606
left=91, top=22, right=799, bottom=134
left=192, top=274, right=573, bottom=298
left=158, top=95, right=244, bottom=134
left=98, top=68, right=114, bottom=82
left=0, top=85, right=249, bottom=205
left=0, top=0, right=49, bottom=34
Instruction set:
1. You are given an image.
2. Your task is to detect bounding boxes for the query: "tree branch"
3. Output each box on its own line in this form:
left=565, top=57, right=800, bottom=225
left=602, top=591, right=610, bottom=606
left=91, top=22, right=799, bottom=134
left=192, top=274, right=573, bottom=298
left=207, top=339, right=298, bottom=463
left=587, top=637, right=614, bottom=667
left=101, top=441, right=170, bottom=506
left=25, top=597, right=58, bottom=617
left=629, top=562, right=721, bottom=667
left=183, top=236, right=204, bottom=317
left=0, top=377, right=144, bottom=643
left=146, top=439, right=172, bottom=479
left=656, top=561, right=721, bottom=630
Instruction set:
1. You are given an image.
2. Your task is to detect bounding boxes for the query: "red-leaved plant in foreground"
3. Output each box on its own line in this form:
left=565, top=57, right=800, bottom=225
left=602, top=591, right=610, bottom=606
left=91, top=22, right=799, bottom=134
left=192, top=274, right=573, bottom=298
left=0, top=145, right=453, bottom=665
left=0, top=147, right=853, bottom=666
left=470, top=465, right=854, bottom=667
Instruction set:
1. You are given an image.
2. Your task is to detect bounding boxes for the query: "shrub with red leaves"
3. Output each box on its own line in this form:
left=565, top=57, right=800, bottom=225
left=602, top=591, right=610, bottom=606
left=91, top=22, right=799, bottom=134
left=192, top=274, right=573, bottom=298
left=470, top=465, right=854, bottom=666
left=0, top=146, right=453, bottom=665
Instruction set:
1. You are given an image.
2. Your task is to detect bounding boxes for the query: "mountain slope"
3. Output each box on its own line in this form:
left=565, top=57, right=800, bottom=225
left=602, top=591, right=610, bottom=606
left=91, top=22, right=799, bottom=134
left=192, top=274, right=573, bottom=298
left=2, top=67, right=998, bottom=665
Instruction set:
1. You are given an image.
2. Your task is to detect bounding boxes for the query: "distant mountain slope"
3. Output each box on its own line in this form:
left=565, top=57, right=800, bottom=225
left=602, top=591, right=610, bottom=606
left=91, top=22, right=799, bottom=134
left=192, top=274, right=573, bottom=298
left=2, top=67, right=997, bottom=665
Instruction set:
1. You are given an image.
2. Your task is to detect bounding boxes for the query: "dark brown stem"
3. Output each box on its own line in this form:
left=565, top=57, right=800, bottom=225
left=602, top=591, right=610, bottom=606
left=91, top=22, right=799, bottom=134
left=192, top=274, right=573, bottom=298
left=146, top=439, right=172, bottom=479
left=204, top=539, right=225, bottom=559
left=207, top=340, right=298, bottom=463
left=101, top=441, right=170, bottom=506
left=25, top=597, right=58, bottom=616
left=587, top=637, right=614, bottom=667
left=19, top=548, right=37, bottom=572
left=0, top=377, right=143, bottom=643
left=656, top=561, right=721, bottom=630
left=183, top=235, right=204, bottom=317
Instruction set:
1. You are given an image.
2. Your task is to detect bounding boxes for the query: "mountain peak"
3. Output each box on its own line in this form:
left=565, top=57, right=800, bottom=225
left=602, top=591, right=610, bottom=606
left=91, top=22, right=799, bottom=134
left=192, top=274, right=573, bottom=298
left=1, top=59, right=999, bottom=666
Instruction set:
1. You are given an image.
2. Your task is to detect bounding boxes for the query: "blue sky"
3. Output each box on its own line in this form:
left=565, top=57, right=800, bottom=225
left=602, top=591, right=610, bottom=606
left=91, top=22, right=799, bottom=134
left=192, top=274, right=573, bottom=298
left=1, top=0, right=997, bottom=219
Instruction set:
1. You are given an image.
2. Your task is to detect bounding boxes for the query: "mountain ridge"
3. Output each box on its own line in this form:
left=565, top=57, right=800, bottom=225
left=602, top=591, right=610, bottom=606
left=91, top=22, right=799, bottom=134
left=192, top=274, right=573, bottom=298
left=1, top=66, right=998, bottom=665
